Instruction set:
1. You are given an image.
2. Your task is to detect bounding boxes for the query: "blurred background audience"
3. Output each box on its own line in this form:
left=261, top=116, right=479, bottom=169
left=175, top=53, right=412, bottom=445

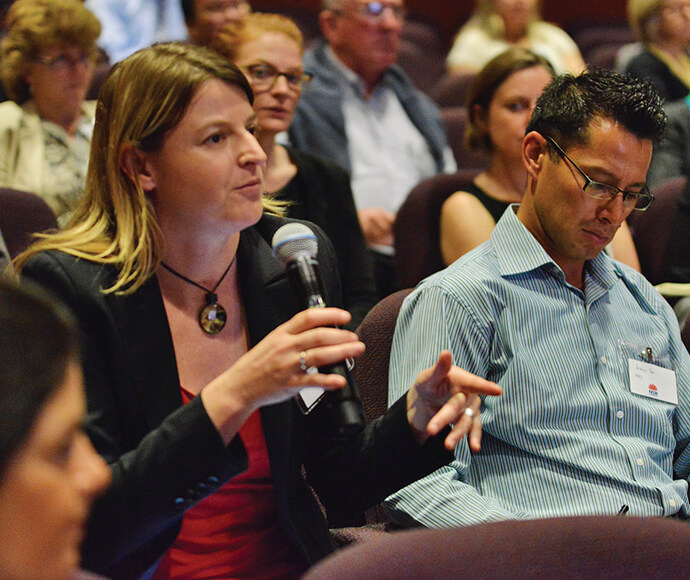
left=212, top=13, right=377, bottom=329
left=625, top=0, right=690, bottom=101
left=446, top=0, right=585, bottom=75
left=0, top=0, right=100, bottom=225
left=185, top=0, right=251, bottom=47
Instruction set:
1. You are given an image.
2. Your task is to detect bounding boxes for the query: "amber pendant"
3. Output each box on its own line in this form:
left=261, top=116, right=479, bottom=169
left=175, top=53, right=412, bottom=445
left=199, top=302, right=227, bottom=335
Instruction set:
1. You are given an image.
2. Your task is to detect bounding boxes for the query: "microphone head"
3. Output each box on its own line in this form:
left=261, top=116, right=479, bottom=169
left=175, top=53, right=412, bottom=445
left=271, top=223, right=318, bottom=266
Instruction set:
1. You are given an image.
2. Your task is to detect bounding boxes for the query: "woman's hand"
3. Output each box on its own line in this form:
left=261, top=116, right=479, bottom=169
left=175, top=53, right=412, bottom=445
left=406, top=351, right=502, bottom=452
left=201, top=307, right=365, bottom=443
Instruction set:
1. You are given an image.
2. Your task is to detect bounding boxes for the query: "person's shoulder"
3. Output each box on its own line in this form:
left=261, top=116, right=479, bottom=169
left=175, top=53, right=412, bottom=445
left=82, top=100, right=98, bottom=120
left=0, top=101, right=25, bottom=129
left=286, top=146, right=348, bottom=179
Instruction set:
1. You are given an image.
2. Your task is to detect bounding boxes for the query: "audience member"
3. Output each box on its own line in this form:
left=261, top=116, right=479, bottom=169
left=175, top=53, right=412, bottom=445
left=0, top=278, right=111, bottom=580
left=288, top=0, right=457, bottom=299
left=446, top=0, right=585, bottom=75
left=625, top=0, right=690, bottom=101
left=440, top=48, right=641, bottom=271
left=16, top=42, right=501, bottom=579
left=212, top=13, right=377, bottom=329
left=183, top=0, right=250, bottom=46
left=383, top=70, right=690, bottom=528
left=0, top=0, right=100, bottom=225
left=647, top=95, right=690, bottom=188
left=85, top=0, right=188, bottom=63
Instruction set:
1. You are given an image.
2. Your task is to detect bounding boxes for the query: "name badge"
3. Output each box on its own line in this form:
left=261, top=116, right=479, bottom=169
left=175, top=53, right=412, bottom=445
left=628, top=359, right=678, bottom=405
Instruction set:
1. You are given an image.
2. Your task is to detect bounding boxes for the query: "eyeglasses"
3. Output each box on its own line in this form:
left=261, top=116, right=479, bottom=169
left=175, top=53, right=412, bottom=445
left=545, top=136, right=655, bottom=211
left=34, top=52, right=92, bottom=73
left=242, top=63, right=313, bottom=92
left=333, top=1, right=406, bottom=22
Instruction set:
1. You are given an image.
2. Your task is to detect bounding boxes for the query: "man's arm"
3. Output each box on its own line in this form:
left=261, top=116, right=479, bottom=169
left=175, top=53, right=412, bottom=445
left=385, top=282, right=520, bottom=526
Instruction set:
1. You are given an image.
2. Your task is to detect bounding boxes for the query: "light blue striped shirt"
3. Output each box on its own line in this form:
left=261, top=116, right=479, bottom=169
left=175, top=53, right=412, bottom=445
left=385, top=206, right=690, bottom=527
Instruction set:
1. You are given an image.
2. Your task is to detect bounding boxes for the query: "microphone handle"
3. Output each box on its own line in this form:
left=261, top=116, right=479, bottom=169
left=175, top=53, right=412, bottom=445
left=286, top=258, right=365, bottom=436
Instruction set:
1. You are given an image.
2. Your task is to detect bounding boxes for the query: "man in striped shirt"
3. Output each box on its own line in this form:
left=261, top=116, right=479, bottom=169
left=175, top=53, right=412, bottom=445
left=384, top=69, right=690, bottom=526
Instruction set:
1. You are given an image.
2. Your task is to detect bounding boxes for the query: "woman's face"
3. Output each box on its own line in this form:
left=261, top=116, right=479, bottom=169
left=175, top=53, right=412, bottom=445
left=656, top=0, right=690, bottom=48
left=0, top=361, right=110, bottom=580
left=138, top=79, right=267, bottom=234
left=25, top=43, right=95, bottom=123
left=493, top=0, right=537, bottom=34
left=233, top=32, right=305, bottom=137
left=479, top=64, right=552, bottom=163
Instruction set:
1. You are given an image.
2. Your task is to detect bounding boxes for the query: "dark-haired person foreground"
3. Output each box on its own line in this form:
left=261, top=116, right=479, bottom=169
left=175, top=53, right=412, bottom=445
left=384, top=70, right=690, bottom=528
left=0, top=279, right=111, bottom=580
left=16, top=42, right=501, bottom=579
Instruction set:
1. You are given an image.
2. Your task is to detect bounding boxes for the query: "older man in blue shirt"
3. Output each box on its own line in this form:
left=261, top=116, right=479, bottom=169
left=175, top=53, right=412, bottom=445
left=384, top=69, right=690, bottom=527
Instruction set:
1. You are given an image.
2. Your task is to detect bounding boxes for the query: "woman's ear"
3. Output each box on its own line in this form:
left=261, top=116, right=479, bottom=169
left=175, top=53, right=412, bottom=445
left=119, top=143, right=156, bottom=192
left=522, top=131, right=547, bottom=181
left=472, top=103, right=487, bottom=133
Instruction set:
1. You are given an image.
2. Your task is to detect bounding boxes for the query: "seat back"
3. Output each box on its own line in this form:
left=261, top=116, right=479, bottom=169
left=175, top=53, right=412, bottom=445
left=394, top=169, right=479, bottom=288
left=304, top=515, right=690, bottom=579
left=397, top=20, right=446, bottom=94
left=429, top=72, right=476, bottom=108
left=440, top=107, right=490, bottom=171
left=355, top=288, right=414, bottom=424
left=0, top=188, right=58, bottom=259
left=628, top=176, right=686, bottom=285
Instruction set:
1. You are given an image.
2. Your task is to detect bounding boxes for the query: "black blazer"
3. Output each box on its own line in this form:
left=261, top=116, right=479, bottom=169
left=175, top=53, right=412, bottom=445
left=625, top=49, right=690, bottom=103
left=23, top=214, right=451, bottom=579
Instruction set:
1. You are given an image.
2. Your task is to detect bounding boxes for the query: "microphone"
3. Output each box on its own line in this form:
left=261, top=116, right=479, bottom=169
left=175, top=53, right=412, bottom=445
left=272, top=223, right=365, bottom=436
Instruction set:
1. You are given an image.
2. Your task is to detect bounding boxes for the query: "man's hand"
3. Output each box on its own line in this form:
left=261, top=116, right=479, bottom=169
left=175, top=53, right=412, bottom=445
left=406, top=351, right=502, bottom=451
left=358, top=207, right=395, bottom=246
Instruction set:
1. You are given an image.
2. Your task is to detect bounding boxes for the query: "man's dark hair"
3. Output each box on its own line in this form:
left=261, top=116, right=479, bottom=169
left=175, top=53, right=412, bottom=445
left=181, top=0, right=194, bottom=24
left=0, top=278, right=80, bottom=480
left=526, top=68, right=667, bottom=152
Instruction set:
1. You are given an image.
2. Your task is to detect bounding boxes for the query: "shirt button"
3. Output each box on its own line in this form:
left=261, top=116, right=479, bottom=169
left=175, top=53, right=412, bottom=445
left=600, top=356, right=608, bottom=365
left=636, top=458, right=644, bottom=466
left=616, top=410, right=624, bottom=419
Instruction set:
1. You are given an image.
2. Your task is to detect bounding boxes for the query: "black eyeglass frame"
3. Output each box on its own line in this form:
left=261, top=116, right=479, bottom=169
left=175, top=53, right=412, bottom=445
left=241, top=63, right=313, bottom=92
left=544, top=135, right=655, bottom=212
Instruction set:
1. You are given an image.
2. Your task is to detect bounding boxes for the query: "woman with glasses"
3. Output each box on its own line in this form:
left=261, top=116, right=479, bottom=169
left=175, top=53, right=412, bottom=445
left=446, top=0, right=585, bottom=75
left=0, top=0, right=101, bottom=225
left=212, top=13, right=377, bottom=329
left=440, top=48, right=641, bottom=270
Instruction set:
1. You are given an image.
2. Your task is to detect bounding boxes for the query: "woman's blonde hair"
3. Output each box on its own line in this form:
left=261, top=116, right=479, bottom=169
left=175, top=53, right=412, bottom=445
left=211, top=12, right=304, bottom=62
left=627, top=0, right=663, bottom=43
left=472, top=0, right=542, bottom=38
left=0, top=0, right=101, bottom=103
left=15, top=42, right=283, bottom=294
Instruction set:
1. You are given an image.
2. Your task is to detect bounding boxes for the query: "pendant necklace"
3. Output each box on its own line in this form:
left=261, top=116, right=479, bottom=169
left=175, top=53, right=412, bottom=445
left=160, top=256, right=236, bottom=335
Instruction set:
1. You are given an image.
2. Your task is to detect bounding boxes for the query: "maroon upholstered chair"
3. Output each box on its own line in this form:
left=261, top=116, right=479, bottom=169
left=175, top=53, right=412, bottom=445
left=627, top=176, right=687, bottom=285
left=396, top=20, right=446, bottom=94
left=305, top=516, right=690, bottom=580
left=394, top=169, right=480, bottom=289
left=355, top=288, right=414, bottom=424
left=440, top=107, right=490, bottom=172
left=0, top=187, right=58, bottom=259
left=328, top=289, right=413, bottom=535
left=429, top=72, right=477, bottom=108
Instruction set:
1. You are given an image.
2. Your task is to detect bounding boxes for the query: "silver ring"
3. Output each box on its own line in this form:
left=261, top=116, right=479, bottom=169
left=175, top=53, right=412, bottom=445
left=463, top=408, right=476, bottom=419
left=299, top=351, right=309, bottom=373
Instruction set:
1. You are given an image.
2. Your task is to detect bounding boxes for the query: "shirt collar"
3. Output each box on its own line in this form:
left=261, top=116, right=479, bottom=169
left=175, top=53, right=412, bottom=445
left=492, top=204, right=619, bottom=290
left=324, top=45, right=392, bottom=98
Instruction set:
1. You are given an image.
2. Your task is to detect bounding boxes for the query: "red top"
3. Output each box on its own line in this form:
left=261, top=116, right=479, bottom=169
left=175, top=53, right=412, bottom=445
left=151, top=387, right=307, bottom=579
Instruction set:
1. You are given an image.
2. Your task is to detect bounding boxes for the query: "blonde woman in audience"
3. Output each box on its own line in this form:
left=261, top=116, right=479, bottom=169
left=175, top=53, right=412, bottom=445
left=0, top=0, right=101, bottom=224
left=17, top=42, right=501, bottom=579
left=441, top=48, right=641, bottom=270
left=212, top=13, right=377, bottom=329
left=0, top=279, right=111, bottom=580
left=625, top=0, right=690, bottom=101
left=446, top=0, right=584, bottom=75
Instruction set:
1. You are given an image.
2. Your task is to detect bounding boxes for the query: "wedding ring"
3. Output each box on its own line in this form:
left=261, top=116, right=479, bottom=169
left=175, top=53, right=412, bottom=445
left=299, top=351, right=309, bottom=373
left=463, top=408, right=476, bottom=419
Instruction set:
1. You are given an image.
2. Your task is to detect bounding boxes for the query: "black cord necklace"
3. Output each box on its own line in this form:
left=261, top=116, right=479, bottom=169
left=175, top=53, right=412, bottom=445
left=160, top=256, right=236, bottom=335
